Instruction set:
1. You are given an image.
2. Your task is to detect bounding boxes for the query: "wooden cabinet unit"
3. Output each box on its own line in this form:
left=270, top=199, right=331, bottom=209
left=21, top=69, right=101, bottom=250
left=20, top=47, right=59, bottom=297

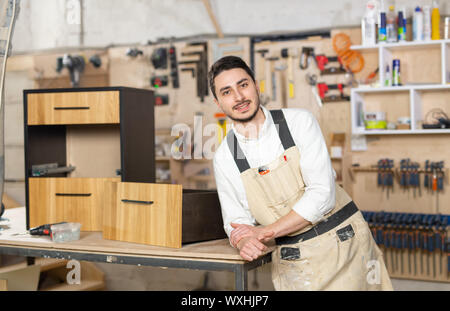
left=24, top=86, right=226, bottom=248
left=24, top=87, right=156, bottom=230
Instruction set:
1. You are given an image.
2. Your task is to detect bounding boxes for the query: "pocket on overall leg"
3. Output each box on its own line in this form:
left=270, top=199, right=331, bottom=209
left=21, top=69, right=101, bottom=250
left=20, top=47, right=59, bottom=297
left=273, top=243, right=314, bottom=290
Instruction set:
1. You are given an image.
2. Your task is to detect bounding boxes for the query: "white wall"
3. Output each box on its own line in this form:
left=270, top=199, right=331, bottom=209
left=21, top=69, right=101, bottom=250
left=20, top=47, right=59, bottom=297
left=11, top=0, right=450, bottom=54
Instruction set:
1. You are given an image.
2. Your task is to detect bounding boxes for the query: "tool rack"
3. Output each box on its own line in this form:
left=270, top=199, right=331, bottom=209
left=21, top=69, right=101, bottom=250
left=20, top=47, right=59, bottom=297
left=362, top=211, right=450, bottom=282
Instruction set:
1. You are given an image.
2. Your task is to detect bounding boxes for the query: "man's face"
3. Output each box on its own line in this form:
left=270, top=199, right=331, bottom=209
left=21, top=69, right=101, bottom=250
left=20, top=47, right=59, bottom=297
left=213, top=68, right=260, bottom=123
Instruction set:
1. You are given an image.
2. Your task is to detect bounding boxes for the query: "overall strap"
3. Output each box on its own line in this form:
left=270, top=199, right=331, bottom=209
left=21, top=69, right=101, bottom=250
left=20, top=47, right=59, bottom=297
left=226, top=130, right=250, bottom=173
left=226, top=109, right=295, bottom=173
left=270, top=109, right=296, bottom=150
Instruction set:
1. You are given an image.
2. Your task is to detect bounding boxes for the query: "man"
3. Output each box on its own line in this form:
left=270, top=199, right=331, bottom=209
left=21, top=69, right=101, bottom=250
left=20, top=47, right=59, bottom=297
left=209, top=56, right=392, bottom=291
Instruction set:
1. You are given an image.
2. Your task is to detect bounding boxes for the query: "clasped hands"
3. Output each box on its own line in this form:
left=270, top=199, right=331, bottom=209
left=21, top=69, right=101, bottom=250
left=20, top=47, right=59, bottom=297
left=230, top=223, right=275, bottom=261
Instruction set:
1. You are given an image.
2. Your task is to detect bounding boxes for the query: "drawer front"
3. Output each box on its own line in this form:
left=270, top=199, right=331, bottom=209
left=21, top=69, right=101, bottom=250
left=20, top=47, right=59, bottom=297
left=103, top=182, right=183, bottom=248
left=29, top=177, right=119, bottom=231
left=27, top=91, right=120, bottom=125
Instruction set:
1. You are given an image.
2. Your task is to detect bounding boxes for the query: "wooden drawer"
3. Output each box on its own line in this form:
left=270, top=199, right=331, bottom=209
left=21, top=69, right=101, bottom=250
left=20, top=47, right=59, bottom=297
left=29, top=177, right=119, bottom=231
left=103, top=182, right=183, bottom=248
left=27, top=91, right=120, bottom=125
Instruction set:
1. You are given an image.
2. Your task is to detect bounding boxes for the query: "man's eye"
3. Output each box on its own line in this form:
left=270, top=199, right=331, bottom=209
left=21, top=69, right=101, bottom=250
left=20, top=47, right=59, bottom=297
left=222, top=90, right=230, bottom=96
left=240, top=82, right=248, bottom=88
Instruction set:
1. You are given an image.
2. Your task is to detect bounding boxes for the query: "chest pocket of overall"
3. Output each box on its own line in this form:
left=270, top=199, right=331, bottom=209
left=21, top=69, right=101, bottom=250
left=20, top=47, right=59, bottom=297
left=253, top=153, right=304, bottom=209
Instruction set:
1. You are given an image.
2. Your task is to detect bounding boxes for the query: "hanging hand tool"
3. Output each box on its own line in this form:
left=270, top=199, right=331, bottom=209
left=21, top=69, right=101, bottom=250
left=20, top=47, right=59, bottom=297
left=181, top=49, right=209, bottom=100
left=126, top=48, right=143, bottom=58
left=406, top=213, right=415, bottom=275
left=424, top=160, right=430, bottom=192
left=151, top=47, right=168, bottom=69
left=266, top=57, right=279, bottom=101
left=364, top=67, right=379, bottom=84
left=151, top=75, right=169, bottom=88
left=178, top=60, right=204, bottom=100
left=183, top=43, right=209, bottom=97
left=281, top=48, right=298, bottom=99
left=155, top=94, right=169, bottom=106
left=394, top=213, right=404, bottom=274
left=437, top=161, right=444, bottom=192
left=413, top=214, right=424, bottom=275
left=315, top=54, right=346, bottom=75
left=305, top=73, right=322, bottom=108
left=422, top=215, right=431, bottom=277
left=400, top=159, right=408, bottom=192
left=434, top=214, right=445, bottom=276
left=56, top=54, right=86, bottom=87
left=169, top=45, right=180, bottom=89
left=180, top=67, right=195, bottom=78
left=300, top=47, right=315, bottom=70
left=378, top=159, right=394, bottom=199
left=255, top=49, right=269, bottom=98
left=383, top=212, right=395, bottom=271
left=446, top=238, right=450, bottom=276
left=316, top=83, right=350, bottom=103
left=275, top=63, right=288, bottom=108
left=214, top=113, right=227, bottom=145
left=375, top=212, right=385, bottom=248
left=426, top=215, right=436, bottom=277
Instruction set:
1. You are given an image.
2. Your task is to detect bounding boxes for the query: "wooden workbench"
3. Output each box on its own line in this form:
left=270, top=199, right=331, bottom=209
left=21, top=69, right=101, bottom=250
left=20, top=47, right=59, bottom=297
left=0, top=207, right=273, bottom=290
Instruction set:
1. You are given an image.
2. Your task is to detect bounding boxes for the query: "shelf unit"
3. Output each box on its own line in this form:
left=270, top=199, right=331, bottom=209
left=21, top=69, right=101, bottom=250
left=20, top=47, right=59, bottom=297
left=350, top=39, right=450, bottom=135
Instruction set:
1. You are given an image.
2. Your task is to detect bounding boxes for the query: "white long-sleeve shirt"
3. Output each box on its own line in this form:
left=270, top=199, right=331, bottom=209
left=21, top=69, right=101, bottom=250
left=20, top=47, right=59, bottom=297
left=213, top=106, right=336, bottom=238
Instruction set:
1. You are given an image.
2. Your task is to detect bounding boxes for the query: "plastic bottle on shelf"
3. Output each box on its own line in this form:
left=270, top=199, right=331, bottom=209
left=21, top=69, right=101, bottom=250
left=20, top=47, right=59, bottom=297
left=361, top=0, right=377, bottom=45
left=413, top=6, right=424, bottom=41
left=386, top=5, right=397, bottom=43
left=398, top=10, right=406, bottom=42
left=385, top=65, right=392, bottom=86
left=401, top=7, right=407, bottom=39
left=423, top=5, right=432, bottom=40
left=431, top=0, right=440, bottom=40
left=378, top=1, right=387, bottom=43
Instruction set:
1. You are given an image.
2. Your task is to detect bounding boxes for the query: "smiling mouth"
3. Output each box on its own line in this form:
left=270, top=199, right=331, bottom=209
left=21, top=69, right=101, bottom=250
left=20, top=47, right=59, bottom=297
left=234, top=101, right=251, bottom=112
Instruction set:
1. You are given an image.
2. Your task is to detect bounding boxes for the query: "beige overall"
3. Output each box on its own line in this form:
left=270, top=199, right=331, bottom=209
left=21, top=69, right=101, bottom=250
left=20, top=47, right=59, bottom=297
left=227, top=109, right=392, bottom=291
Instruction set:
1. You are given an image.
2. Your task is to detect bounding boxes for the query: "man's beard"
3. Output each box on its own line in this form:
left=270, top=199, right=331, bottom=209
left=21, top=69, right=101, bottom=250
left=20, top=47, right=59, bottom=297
left=228, top=96, right=261, bottom=123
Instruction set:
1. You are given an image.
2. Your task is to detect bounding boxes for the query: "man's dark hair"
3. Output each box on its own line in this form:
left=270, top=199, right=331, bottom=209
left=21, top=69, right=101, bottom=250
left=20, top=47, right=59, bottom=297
left=208, top=56, right=255, bottom=99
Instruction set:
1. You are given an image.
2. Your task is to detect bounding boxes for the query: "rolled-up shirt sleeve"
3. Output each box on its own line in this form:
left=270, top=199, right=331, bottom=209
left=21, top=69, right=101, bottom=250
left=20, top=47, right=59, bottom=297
left=290, top=110, right=335, bottom=224
left=213, top=155, right=256, bottom=238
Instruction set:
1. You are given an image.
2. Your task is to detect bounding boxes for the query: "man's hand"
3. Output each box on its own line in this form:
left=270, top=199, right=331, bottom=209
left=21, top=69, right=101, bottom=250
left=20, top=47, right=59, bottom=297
left=230, top=223, right=275, bottom=248
left=236, top=236, right=268, bottom=261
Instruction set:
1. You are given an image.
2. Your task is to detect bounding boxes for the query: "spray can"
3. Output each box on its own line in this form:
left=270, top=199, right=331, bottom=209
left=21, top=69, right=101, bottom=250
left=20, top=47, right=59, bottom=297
left=413, top=6, right=424, bottom=41
left=431, top=0, right=440, bottom=40
left=392, top=59, right=401, bottom=86
left=378, top=9, right=387, bottom=43
left=423, top=5, right=432, bottom=40
left=401, top=7, right=407, bottom=39
left=398, top=11, right=406, bottom=42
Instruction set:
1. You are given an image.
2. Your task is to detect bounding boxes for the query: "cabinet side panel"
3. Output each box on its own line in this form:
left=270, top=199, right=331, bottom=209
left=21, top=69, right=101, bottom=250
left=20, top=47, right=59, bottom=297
left=120, top=89, right=155, bottom=183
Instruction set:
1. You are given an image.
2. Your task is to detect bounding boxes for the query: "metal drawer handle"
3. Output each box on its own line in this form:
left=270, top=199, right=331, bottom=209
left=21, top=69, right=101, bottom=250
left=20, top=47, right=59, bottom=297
left=55, top=193, right=92, bottom=197
left=54, top=106, right=90, bottom=110
left=121, top=199, right=154, bottom=205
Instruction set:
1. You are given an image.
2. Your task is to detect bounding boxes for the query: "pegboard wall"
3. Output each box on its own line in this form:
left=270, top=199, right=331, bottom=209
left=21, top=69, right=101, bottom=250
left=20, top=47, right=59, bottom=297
left=7, top=26, right=449, bottom=215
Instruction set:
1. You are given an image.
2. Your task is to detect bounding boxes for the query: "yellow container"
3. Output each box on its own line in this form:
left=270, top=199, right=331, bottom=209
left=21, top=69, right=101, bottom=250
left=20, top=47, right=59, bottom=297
left=431, top=1, right=440, bottom=40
